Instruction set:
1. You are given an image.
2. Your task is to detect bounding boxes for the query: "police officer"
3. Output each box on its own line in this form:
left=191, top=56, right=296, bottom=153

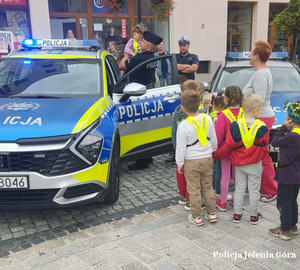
left=119, top=31, right=163, bottom=88
left=119, top=31, right=163, bottom=170
left=176, top=36, right=199, bottom=80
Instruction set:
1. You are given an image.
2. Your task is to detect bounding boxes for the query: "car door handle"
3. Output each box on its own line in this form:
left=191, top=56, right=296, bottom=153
left=163, top=94, right=180, bottom=103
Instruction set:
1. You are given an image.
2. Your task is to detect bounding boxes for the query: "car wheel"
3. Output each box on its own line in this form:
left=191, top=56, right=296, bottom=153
left=103, top=139, right=120, bottom=204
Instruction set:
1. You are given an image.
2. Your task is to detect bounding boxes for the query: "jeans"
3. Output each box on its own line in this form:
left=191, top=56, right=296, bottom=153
left=277, top=183, right=299, bottom=231
left=213, top=158, right=221, bottom=194
left=158, top=73, right=171, bottom=87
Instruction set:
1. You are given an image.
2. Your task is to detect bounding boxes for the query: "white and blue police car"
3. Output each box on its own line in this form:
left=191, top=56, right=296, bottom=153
left=205, top=51, right=300, bottom=162
left=0, top=39, right=181, bottom=207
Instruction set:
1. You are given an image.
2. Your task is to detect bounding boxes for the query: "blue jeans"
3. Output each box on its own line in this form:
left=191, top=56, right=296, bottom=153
left=213, top=158, right=221, bottom=194
left=158, top=73, right=171, bottom=87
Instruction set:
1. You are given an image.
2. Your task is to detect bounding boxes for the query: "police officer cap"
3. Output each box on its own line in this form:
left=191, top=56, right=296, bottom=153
left=178, top=36, right=190, bottom=45
left=143, top=31, right=163, bottom=46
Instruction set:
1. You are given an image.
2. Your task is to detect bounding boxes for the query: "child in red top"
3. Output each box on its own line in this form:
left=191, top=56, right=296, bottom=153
left=213, top=86, right=244, bottom=211
left=214, top=94, right=269, bottom=224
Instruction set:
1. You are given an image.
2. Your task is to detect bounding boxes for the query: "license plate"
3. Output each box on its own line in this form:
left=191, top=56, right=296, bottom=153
left=0, top=176, right=29, bottom=189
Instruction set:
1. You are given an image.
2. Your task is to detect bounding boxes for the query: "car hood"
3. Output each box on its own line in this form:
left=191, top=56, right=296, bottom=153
left=0, top=97, right=101, bottom=141
left=271, top=92, right=299, bottom=126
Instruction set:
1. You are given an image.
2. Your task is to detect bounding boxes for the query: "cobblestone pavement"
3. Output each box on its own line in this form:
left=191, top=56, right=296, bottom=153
left=0, top=201, right=299, bottom=269
left=0, top=154, right=179, bottom=256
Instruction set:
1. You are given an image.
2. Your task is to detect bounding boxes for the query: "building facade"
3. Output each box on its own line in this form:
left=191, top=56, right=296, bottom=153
left=0, top=0, right=291, bottom=80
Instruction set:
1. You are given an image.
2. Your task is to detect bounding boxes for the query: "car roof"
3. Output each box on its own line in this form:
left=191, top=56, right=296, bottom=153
left=225, top=60, right=295, bottom=68
left=9, top=48, right=99, bottom=59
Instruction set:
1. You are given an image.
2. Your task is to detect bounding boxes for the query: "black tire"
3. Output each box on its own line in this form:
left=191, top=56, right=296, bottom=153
left=103, top=139, right=120, bottom=204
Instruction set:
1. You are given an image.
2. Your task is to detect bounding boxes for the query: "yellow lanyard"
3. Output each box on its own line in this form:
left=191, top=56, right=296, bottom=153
left=238, top=118, right=264, bottom=149
left=186, top=114, right=208, bottom=146
left=223, top=108, right=244, bottom=123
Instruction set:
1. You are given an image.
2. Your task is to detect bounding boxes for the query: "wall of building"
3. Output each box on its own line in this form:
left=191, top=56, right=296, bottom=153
left=28, top=0, right=51, bottom=39
left=171, top=0, right=290, bottom=82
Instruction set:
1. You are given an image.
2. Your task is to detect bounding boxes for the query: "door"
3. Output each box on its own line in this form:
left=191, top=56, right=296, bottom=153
left=112, top=54, right=181, bottom=161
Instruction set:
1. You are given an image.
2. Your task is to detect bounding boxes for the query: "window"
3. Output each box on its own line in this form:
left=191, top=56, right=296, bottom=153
left=227, top=2, right=252, bottom=52
left=48, top=0, right=87, bottom=13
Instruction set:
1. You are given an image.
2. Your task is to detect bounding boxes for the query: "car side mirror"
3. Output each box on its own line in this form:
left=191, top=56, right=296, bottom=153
left=119, top=83, right=147, bottom=102
left=202, top=81, right=209, bottom=91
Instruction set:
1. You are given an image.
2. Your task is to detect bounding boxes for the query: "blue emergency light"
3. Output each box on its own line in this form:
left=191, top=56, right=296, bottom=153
left=22, top=39, right=100, bottom=49
left=22, top=60, right=32, bottom=65
left=226, top=51, right=289, bottom=60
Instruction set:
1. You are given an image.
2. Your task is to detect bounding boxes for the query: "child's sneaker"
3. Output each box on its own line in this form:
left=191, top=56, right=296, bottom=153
left=227, top=194, right=233, bottom=201
left=188, top=214, right=204, bottom=226
left=184, top=202, right=191, bottom=211
left=215, top=198, right=227, bottom=211
left=290, top=225, right=299, bottom=235
left=233, top=213, right=243, bottom=223
left=205, top=212, right=218, bottom=223
left=269, top=227, right=291, bottom=241
left=261, top=194, right=277, bottom=202
left=178, top=195, right=187, bottom=205
left=250, top=213, right=263, bottom=225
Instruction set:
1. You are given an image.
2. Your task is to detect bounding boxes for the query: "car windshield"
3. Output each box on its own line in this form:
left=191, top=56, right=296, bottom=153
left=0, top=58, right=102, bottom=98
left=216, top=66, right=300, bottom=93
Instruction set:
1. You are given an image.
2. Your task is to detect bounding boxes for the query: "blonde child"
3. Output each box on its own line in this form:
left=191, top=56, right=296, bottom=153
left=171, top=80, right=204, bottom=211
left=176, top=90, right=218, bottom=226
left=124, top=23, right=146, bottom=56
left=200, top=93, right=213, bottom=114
left=213, top=86, right=244, bottom=211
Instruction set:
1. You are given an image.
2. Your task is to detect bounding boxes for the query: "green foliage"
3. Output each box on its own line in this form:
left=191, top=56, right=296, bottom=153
left=151, top=0, right=175, bottom=22
left=273, top=0, right=300, bottom=35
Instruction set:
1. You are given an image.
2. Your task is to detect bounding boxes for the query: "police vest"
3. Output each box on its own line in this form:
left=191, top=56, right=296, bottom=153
left=237, top=118, right=264, bottom=149
left=223, top=108, right=244, bottom=123
left=186, top=114, right=209, bottom=147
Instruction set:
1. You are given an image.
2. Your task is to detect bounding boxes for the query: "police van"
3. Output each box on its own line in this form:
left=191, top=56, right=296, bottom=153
left=0, top=39, right=181, bottom=207
left=205, top=51, right=300, bottom=161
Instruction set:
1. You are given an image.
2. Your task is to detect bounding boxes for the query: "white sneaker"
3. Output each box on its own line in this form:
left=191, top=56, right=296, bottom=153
left=184, top=202, right=191, bottom=211
left=205, top=213, right=218, bottom=223
left=188, top=214, right=204, bottom=226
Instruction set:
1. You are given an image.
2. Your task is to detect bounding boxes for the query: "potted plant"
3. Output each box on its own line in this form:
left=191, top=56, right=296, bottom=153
left=104, top=0, right=127, bottom=14
left=151, top=0, right=175, bottom=22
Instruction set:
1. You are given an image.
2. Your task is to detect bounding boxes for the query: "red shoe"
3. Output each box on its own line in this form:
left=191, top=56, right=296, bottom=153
left=261, top=194, right=277, bottom=202
left=215, top=198, right=227, bottom=212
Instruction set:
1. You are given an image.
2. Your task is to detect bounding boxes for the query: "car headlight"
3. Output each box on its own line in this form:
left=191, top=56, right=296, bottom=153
left=76, top=134, right=103, bottom=164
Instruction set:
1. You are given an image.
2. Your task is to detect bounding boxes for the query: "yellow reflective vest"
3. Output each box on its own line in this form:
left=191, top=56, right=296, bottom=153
left=186, top=114, right=209, bottom=146
left=292, top=128, right=300, bottom=135
left=237, top=118, right=265, bottom=149
left=223, top=108, right=244, bottom=123
left=133, top=40, right=141, bottom=55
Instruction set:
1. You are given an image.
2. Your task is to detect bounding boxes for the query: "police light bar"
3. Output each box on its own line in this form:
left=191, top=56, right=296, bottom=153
left=226, top=51, right=289, bottom=60
left=22, top=39, right=100, bottom=49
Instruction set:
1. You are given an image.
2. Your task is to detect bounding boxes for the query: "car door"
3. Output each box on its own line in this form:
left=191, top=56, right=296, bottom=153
left=112, top=54, right=181, bottom=161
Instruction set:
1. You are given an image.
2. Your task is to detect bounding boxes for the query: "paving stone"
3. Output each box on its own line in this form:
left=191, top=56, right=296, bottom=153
left=27, top=252, right=60, bottom=267
left=132, top=246, right=162, bottom=264
left=121, top=261, right=150, bottom=270
left=179, top=258, right=210, bottom=270
left=204, top=258, right=241, bottom=270
left=77, top=247, right=109, bottom=266
left=235, top=259, right=270, bottom=270
left=55, top=242, right=86, bottom=257
left=151, top=260, right=182, bottom=270
left=55, top=255, right=82, bottom=267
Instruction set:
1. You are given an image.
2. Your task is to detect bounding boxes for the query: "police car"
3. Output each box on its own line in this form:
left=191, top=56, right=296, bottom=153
left=205, top=51, right=300, bottom=161
left=0, top=39, right=181, bottom=207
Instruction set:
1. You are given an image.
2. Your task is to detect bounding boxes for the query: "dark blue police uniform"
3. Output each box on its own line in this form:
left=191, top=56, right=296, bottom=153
left=176, top=53, right=199, bottom=80
left=125, top=52, right=155, bottom=87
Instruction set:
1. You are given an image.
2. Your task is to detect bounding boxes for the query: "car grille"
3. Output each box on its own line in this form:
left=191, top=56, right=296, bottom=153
left=0, top=150, right=89, bottom=176
left=0, top=189, right=59, bottom=207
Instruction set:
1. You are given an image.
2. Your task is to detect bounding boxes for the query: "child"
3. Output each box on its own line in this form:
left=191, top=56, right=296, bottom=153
left=269, top=101, right=300, bottom=240
left=124, top=23, right=146, bottom=56
left=210, top=92, right=225, bottom=195
left=171, top=80, right=204, bottom=211
left=176, top=89, right=218, bottom=226
left=213, top=94, right=269, bottom=224
left=200, top=93, right=213, bottom=114
left=108, top=41, right=119, bottom=62
left=214, top=86, right=244, bottom=211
